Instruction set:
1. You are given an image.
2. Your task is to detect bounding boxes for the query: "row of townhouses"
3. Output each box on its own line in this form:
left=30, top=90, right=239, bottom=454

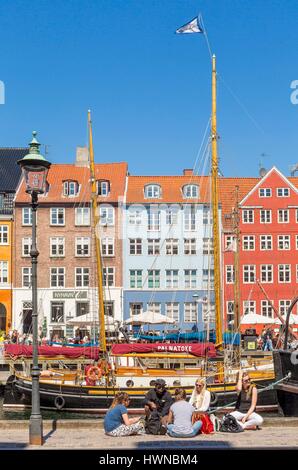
left=1, top=143, right=298, bottom=339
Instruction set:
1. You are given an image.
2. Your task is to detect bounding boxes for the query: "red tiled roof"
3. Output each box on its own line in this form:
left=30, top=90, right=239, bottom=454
left=126, top=175, right=212, bottom=204
left=15, top=162, right=128, bottom=204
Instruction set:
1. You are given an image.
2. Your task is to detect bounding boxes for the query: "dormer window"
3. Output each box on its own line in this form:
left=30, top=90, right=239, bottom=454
left=63, top=180, right=79, bottom=197
left=145, top=184, right=161, bottom=199
left=183, top=184, right=199, bottom=199
left=97, top=180, right=110, bottom=196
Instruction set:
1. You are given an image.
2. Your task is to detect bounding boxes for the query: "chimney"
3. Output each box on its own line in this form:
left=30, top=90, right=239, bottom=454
left=75, top=146, right=89, bottom=167
left=183, top=169, right=194, bottom=176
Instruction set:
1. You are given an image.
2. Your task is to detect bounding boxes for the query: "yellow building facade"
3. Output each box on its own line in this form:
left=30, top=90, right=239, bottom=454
left=0, top=217, right=13, bottom=332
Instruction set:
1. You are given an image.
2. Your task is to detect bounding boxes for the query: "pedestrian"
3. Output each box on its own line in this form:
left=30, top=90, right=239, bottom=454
left=189, top=378, right=211, bottom=411
left=104, top=392, right=144, bottom=436
left=230, top=371, right=263, bottom=430
left=167, top=388, right=202, bottom=438
left=263, top=328, right=273, bottom=351
left=143, top=378, right=173, bottom=429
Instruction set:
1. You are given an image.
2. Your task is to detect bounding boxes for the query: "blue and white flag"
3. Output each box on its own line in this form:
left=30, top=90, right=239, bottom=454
left=176, top=16, right=204, bottom=34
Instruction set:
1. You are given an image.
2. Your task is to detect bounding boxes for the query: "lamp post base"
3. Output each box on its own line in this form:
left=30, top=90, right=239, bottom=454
left=29, top=415, right=43, bottom=445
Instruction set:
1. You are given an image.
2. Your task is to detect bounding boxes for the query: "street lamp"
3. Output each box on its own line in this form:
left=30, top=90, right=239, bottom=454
left=17, top=131, right=51, bottom=446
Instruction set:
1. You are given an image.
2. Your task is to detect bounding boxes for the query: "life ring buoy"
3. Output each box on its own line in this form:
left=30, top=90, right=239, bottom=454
left=86, top=366, right=102, bottom=380
left=209, top=391, right=218, bottom=406
left=54, top=395, right=65, bottom=410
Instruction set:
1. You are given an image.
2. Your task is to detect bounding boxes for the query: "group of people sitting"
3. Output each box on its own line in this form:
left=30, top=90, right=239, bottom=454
left=104, top=370, right=263, bottom=438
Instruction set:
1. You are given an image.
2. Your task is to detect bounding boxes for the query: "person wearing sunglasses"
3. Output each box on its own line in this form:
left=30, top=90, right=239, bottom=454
left=230, top=370, right=263, bottom=430
left=189, top=378, right=211, bottom=411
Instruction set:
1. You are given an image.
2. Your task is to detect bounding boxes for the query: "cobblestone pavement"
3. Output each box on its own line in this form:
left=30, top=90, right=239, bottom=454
left=0, top=427, right=297, bottom=449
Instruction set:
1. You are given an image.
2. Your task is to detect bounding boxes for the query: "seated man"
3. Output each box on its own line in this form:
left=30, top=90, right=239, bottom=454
left=143, top=378, right=173, bottom=433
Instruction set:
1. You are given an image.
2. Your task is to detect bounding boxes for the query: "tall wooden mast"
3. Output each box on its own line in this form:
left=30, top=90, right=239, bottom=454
left=88, top=110, right=106, bottom=353
left=211, top=54, right=223, bottom=348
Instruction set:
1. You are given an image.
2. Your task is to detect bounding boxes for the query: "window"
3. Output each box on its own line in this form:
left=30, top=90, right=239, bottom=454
left=279, top=300, right=291, bottom=316
left=225, top=235, right=235, bottom=251
left=183, top=184, right=199, bottom=199
left=129, top=270, right=142, bottom=288
left=278, top=264, right=291, bottom=283
left=0, top=225, right=8, bottom=244
left=103, top=267, right=115, bottom=286
left=129, top=239, right=142, bottom=255
left=104, top=301, right=114, bottom=317
left=51, top=302, right=64, bottom=323
left=148, top=239, right=160, bottom=255
left=227, top=301, right=234, bottom=326
left=50, top=237, right=65, bottom=257
left=259, top=188, right=271, bottom=197
left=128, top=208, right=142, bottom=225
left=184, top=238, right=196, bottom=255
left=242, top=210, right=254, bottom=224
left=76, top=301, right=89, bottom=317
left=148, top=270, right=160, bottom=288
left=261, top=265, right=273, bottom=283
left=22, top=267, right=31, bottom=287
left=75, top=267, right=89, bottom=287
left=226, top=265, right=234, bottom=284
left=147, top=303, right=161, bottom=314
left=102, top=238, right=115, bottom=256
left=277, top=188, right=290, bottom=197
left=243, top=235, right=255, bottom=250
left=166, top=207, right=178, bottom=225
left=243, top=300, right=256, bottom=315
left=22, top=237, right=32, bottom=257
left=243, top=265, right=256, bottom=283
left=278, top=235, right=290, bottom=250
left=184, top=269, right=197, bottom=288
left=202, top=301, right=215, bottom=322
left=296, top=236, right=298, bottom=250
left=203, top=238, right=214, bottom=254
left=51, top=208, right=65, bottom=225
left=0, top=261, right=8, bottom=284
left=260, top=235, right=272, bottom=250
left=22, top=207, right=32, bottom=225
left=97, top=180, right=110, bottom=196
left=144, top=184, right=161, bottom=199
left=184, top=303, right=197, bottom=323
left=166, top=239, right=179, bottom=255
left=75, top=207, right=90, bottom=226
left=100, top=206, right=114, bottom=226
left=202, top=269, right=214, bottom=288
left=166, top=270, right=179, bottom=288
left=278, top=209, right=289, bottom=223
left=260, top=209, right=271, bottom=224
left=75, top=237, right=90, bottom=256
left=63, top=180, right=79, bottom=196
left=166, top=303, right=179, bottom=322
left=184, top=205, right=196, bottom=231
left=261, top=300, right=273, bottom=318
left=148, top=209, right=160, bottom=230
left=51, top=267, right=65, bottom=287
left=203, top=205, right=212, bottom=225
left=130, top=303, right=143, bottom=317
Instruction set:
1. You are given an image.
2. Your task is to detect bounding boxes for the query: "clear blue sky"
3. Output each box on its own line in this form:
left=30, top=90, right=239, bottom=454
left=0, top=0, right=297, bottom=177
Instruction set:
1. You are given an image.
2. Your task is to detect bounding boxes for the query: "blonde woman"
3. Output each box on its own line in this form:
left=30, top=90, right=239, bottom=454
left=189, top=378, right=211, bottom=412
left=104, top=392, right=144, bottom=436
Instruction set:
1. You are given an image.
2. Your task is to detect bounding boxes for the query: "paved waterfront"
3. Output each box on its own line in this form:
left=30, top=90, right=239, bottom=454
left=0, top=419, right=297, bottom=449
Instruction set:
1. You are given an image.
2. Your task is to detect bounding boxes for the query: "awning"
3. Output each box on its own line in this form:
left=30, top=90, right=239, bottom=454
left=111, top=342, right=216, bottom=358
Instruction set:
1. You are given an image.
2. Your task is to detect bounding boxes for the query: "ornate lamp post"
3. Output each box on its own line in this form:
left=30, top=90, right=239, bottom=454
left=17, top=131, right=51, bottom=445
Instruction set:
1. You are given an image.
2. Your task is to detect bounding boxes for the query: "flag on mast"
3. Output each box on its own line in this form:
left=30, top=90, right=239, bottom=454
left=176, top=16, right=204, bottom=34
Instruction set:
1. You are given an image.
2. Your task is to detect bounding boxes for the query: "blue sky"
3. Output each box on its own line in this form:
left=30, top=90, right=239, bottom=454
left=0, top=0, right=298, bottom=177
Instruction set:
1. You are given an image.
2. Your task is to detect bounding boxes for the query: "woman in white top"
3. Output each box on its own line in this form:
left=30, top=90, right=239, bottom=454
left=189, top=378, right=211, bottom=411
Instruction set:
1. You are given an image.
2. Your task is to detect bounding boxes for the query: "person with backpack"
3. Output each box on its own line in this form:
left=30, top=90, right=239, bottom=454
left=143, top=379, right=173, bottom=434
left=230, top=371, right=263, bottom=430
left=167, top=388, right=202, bottom=438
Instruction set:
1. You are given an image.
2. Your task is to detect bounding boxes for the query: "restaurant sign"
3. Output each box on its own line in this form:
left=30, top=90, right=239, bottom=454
left=53, top=291, right=88, bottom=299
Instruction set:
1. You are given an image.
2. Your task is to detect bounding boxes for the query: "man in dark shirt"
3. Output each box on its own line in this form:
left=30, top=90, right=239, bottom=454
left=143, top=378, right=173, bottom=426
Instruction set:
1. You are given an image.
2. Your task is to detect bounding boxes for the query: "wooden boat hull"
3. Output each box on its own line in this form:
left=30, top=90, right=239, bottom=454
left=273, top=350, right=298, bottom=416
left=3, top=374, right=277, bottom=413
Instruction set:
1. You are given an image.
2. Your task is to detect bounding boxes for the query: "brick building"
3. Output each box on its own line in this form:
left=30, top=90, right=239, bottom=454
left=13, top=146, right=127, bottom=339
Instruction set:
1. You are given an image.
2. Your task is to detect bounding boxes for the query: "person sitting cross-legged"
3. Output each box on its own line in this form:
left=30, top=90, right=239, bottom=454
left=104, top=392, right=144, bottom=437
left=230, top=371, right=263, bottom=430
left=167, top=388, right=202, bottom=438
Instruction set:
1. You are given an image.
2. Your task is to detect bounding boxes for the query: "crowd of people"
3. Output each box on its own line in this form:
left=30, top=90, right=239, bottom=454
left=103, top=372, right=264, bottom=438
left=0, top=328, right=93, bottom=347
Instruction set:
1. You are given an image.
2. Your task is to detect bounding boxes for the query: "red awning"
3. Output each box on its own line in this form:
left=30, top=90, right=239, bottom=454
left=4, top=344, right=101, bottom=360
left=111, top=342, right=217, bottom=358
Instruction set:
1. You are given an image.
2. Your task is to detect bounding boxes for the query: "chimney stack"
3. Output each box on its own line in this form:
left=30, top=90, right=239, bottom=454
left=183, top=169, right=194, bottom=176
left=75, top=146, right=89, bottom=167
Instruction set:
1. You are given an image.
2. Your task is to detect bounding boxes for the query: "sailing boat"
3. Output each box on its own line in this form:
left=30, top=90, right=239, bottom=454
left=4, top=54, right=277, bottom=411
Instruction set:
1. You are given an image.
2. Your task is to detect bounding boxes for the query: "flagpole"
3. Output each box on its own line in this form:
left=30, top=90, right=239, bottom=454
left=211, top=54, right=223, bottom=355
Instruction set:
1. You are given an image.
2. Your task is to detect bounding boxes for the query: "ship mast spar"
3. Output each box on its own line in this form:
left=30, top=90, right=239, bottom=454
left=88, top=110, right=107, bottom=353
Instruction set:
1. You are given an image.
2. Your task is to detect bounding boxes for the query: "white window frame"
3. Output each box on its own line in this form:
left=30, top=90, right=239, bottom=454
left=145, top=185, right=161, bottom=199
left=277, top=188, right=290, bottom=197
left=184, top=238, right=196, bottom=255
left=184, top=206, right=196, bottom=231
left=184, top=302, right=197, bottom=323
left=102, top=237, right=115, bottom=257
left=278, top=235, right=291, bottom=250
left=147, top=209, right=160, bottom=231
left=97, top=180, right=110, bottom=196
left=0, top=261, right=9, bottom=284
left=259, top=188, right=271, bottom=197
left=148, top=270, right=160, bottom=288
left=21, top=266, right=31, bottom=287
left=243, top=265, right=256, bottom=284
left=278, top=264, right=291, bottom=283
left=0, top=225, right=9, bottom=245
left=261, top=300, right=274, bottom=318
left=50, top=207, right=65, bottom=226
left=279, top=300, right=291, bottom=316
left=242, top=235, right=255, bottom=251
left=22, top=207, right=33, bottom=226
left=100, top=206, right=114, bottom=226
left=75, top=237, right=90, bottom=257
left=50, top=237, right=65, bottom=257
left=242, top=209, right=254, bottom=224
left=166, top=207, right=178, bottom=225
left=278, top=209, right=289, bottom=224
left=148, top=239, right=160, bottom=255
left=147, top=302, right=161, bottom=314
left=129, top=270, right=143, bottom=289
left=50, top=267, right=65, bottom=288
left=165, top=239, right=179, bottom=255
left=260, top=209, right=272, bottom=224
left=75, top=267, right=90, bottom=288
left=260, top=235, right=272, bottom=251
left=75, top=207, right=90, bottom=226
left=260, top=264, right=273, bottom=283
left=243, top=300, right=256, bottom=315
left=103, top=267, right=115, bottom=287
left=166, top=302, right=179, bottom=322
left=226, top=265, right=234, bottom=284
left=183, top=184, right=199, bottom=199
left=128, top=209, right=142, bottom=225
left=166, top=270, right=179, bottom=289
left=184, top=269, right=197, bottom=288
left=22, top=237, right=32, bottom=257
